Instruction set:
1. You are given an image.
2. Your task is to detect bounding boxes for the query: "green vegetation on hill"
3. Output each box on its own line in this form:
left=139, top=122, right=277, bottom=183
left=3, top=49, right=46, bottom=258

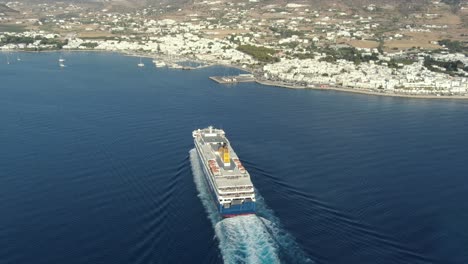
left=424, top=57, right=467, bottom=76
left=387, top=58, right=415, bottom=68
left=80, top=36, right=118, bottom=41
left=39, top=38, right=68, bottom=49
left=319, top=47, right=380, bottom=65
left=438, top=39, right=467, bottom=54
left=0, top=35, right=68, bottom=49
left=0, top=35, right=35, bottom=45
left=441, top=0, right=461, bottom=5
left=440, top=0, right=462, bottom=12
left=236, top=44, right=279, bottom=63
left=79, top=42, right=98, bottom=48
left=296, top=53, right=315, bottom=60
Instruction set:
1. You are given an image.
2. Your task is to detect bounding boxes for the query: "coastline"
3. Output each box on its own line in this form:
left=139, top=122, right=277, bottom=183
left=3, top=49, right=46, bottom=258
left=255, top=80, right=468, bottom=100
left=2, top=49, right=467, bottom=100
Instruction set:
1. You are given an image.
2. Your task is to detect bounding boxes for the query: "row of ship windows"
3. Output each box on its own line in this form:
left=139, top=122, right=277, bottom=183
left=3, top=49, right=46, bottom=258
left=218, top=193, right=254, bottom=199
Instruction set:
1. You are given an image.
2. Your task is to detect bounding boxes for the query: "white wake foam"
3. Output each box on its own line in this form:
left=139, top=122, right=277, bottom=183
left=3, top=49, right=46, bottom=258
left=189, top=149, right=313, bottom=264
left=215, top=215, right=281, bottom=264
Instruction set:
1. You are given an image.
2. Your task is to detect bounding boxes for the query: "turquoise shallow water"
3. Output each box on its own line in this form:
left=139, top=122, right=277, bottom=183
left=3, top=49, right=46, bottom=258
left=1, top=51, right=468, bottom=264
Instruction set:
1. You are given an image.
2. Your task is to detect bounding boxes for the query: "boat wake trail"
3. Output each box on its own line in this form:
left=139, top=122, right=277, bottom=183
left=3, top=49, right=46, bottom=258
left=190, top=149, right=313, bottom=264
left=215, top=215, right=280, bottom=264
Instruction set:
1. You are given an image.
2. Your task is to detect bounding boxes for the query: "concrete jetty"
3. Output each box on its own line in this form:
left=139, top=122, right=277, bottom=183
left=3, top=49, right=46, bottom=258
left=209, top=74, right=255, bottom=84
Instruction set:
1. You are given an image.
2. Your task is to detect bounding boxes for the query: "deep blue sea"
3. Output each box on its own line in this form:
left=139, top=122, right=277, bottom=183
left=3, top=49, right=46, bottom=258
left=1, top=52, right=468, bottom=264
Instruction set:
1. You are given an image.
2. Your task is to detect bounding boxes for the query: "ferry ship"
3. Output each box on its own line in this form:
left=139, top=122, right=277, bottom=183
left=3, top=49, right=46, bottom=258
left=193, top=126, right=256, bottom=217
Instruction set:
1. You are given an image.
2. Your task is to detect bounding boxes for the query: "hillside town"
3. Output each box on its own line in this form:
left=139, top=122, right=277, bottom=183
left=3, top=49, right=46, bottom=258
left=0, top=0, right=467, bottom=96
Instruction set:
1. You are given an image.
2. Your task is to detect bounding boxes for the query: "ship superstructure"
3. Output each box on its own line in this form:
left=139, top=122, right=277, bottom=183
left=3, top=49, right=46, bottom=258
left=193, top=126, right=256, bottom=217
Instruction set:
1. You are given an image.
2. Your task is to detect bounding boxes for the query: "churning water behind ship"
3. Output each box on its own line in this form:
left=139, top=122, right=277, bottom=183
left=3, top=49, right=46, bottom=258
left=190, top=149, right=312, bottom=264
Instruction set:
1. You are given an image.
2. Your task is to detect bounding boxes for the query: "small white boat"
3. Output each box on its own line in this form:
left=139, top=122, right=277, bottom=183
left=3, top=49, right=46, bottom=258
left=59, top=62, right=66, bottom=68
left=59, top=56, right=65, bottom=62
left=154, top=61, right=166, bottom=68
left=137, top=57, right=144, bottom=67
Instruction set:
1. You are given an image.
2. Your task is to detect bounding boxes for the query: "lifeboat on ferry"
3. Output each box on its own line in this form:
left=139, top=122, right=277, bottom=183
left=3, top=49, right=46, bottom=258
left=238, top=166, right=246, bottom=173
left=209, top=161, right=220, bottom=175
left=233, top=159, right=246, bottom=173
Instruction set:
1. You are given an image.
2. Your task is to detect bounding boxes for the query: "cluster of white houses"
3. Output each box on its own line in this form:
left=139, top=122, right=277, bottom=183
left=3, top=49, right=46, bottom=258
left=263, top=56, right=468, bottom=95
left=1, top=30, right=466, bottom=95
left=1, top=0, right=467, bottom=96
left=62, top=33, right=255, bottom=65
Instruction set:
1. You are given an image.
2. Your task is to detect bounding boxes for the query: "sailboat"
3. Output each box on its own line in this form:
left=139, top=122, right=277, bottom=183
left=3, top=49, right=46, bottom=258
left=6, top=53, right=10, bottom=65
left=16, top=54, right=21, bottom=61
left=137, top=57, right=144, bottom=67
left=57, top=54, right=66, bottom=67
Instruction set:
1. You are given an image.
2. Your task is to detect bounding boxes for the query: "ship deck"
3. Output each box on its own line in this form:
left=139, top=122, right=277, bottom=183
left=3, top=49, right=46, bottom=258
left=197, top=132, right=253, bottom=189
